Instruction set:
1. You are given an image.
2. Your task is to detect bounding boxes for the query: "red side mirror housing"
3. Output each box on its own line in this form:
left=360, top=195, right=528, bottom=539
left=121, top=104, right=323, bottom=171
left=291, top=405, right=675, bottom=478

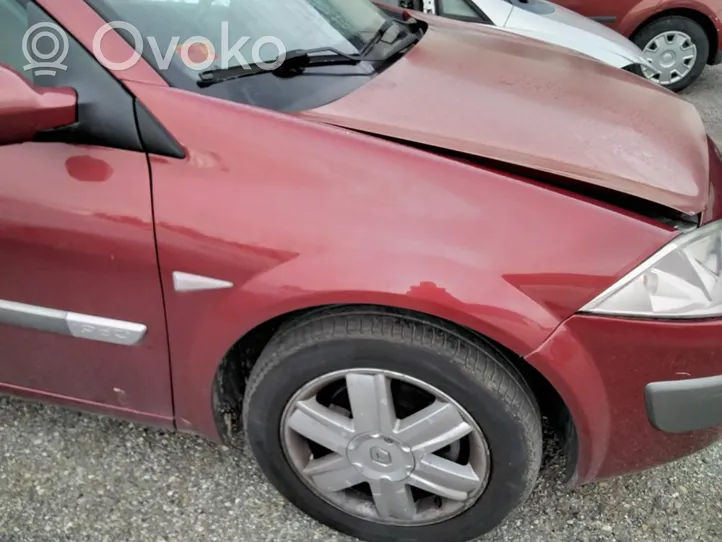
left=0, top=63, right=77, bottom=146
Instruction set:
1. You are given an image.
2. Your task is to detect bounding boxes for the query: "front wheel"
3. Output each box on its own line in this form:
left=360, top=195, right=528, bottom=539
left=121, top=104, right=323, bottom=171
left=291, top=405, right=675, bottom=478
left=243, top=307, right=543, bottom=542
left=633, top=16, right=710, bottom=92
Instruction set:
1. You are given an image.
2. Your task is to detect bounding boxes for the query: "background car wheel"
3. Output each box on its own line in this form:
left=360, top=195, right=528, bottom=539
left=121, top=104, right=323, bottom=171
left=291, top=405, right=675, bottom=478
left=243, top=307, right=543, bottom=542
left=633, top=16, right=710, bottom=92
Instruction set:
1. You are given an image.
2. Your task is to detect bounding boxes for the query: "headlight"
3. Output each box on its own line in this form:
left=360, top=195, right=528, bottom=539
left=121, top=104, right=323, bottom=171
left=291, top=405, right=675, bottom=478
left=580, top=220, right=722, bottom=318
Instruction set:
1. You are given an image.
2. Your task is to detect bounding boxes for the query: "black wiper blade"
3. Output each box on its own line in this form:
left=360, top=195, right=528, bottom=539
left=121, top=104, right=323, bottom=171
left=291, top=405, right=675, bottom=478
left=358, top=18, right=422, bottom=65
left=372, top=29, right=421, bottom=63
left=197, top=47, right=364, bottom=88
left=359, top=19, right=396, bottom=58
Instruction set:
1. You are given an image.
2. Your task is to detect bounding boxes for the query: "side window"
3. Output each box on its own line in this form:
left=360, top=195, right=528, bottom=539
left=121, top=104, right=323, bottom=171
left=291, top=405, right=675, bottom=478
left=0, top=0, right=30, bottom=78
left=437, top=0, right=486, bottom=22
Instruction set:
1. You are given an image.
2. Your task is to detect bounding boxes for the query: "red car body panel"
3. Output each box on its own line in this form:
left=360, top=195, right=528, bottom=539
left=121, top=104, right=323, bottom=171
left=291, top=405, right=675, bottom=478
left=560, top=0, right=663, bottom=34
left=529, top=315, right=722, bottom=484
left=301, top=16, right=710, bottom=215
left=0, top=143, right=174, bottom=422
left=0, top=0, right=721, bottom=490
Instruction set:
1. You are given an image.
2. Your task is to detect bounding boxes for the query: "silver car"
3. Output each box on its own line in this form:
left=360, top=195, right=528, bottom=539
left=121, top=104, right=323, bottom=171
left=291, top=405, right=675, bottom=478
left=392, top=0, right=654, bottom=75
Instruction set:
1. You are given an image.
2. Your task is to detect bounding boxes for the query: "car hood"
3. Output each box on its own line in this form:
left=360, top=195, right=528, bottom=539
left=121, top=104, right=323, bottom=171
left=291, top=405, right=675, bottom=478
left=501, top=0, right=651, bottom=69
left=300, top=15, right=710, bottom=216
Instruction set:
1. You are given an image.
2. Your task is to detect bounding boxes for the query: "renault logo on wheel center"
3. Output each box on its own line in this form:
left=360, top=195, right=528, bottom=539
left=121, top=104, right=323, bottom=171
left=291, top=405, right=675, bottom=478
left=345, top=432, right=416, bottom=482
left=369, top=446, right=392, bottom=466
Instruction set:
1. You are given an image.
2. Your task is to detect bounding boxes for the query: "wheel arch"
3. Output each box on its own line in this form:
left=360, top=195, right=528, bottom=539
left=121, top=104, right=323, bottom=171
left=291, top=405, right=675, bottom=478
left=631, top=8, right=720, bottom=64
left=211, top=303, right=579, bottom=482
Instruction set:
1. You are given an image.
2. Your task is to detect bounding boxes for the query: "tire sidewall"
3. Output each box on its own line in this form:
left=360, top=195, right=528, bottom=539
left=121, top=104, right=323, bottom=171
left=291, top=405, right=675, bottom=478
left=634, top=16, right=710, bottom=92
left=244, top=338, right=539, bottom=542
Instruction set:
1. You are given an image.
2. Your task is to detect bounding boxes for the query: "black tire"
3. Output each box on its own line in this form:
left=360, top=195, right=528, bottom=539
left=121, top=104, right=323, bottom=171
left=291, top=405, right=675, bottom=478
left=243, top=306, right=543, bottom=542
left=632, top=16, right=710, bottom=92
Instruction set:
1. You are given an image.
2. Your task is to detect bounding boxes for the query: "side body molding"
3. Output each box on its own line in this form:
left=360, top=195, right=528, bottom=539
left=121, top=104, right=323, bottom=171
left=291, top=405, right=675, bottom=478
left=0, top=299, right=147, bottom=346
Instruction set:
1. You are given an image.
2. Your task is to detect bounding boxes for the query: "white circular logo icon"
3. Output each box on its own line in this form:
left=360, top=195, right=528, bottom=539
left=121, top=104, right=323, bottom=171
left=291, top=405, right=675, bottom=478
left=22, top=22, right=70, bottom=76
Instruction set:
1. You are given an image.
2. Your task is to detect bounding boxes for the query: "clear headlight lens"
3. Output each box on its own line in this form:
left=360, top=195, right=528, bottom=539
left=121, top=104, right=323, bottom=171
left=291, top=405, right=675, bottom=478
left=581, top=220, right=722, bottom=319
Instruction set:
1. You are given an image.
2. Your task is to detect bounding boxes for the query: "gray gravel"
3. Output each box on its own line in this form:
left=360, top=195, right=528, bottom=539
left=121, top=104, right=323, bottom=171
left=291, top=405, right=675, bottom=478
left=682, top=65, right=722, bottom=145
left=2, top=66, right=722, bottom=542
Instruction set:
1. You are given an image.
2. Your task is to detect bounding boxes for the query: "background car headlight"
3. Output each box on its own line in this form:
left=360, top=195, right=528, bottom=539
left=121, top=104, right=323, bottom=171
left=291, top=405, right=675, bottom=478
left=580, top=220, right=722, bottom=318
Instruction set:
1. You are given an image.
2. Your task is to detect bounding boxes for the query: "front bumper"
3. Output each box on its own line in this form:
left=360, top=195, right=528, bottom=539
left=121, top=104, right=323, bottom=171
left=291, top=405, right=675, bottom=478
left=646, top=375, right=722, bottom=433
left=527, top=314, right=722, bottom=485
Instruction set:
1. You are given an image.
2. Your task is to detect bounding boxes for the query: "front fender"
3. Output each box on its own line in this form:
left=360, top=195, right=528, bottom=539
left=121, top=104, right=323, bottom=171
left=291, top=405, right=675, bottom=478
left=166, top=250, right=562, bottom=437
left=617, top=0, right=664, bottom=37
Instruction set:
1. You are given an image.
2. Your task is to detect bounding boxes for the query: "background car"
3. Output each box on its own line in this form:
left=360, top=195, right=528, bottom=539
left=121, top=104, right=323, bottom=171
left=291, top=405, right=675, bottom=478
left=397, top=0, right=722, bottom=91
left=559, top=0, right=722, bottom=91
left=390, top=0, right=652, bottom=73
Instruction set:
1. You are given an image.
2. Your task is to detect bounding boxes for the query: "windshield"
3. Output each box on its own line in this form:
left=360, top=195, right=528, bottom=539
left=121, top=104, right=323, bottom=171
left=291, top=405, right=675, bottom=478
left=91, top=0, right=393, bottom=69
left=86, top=0, right=419, bottom=111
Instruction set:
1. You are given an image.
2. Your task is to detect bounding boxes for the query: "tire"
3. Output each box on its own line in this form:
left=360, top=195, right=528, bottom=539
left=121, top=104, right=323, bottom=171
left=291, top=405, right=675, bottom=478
left=243, top=306, right=543, bottom=542
left=632, top=16, right=710, bottom=92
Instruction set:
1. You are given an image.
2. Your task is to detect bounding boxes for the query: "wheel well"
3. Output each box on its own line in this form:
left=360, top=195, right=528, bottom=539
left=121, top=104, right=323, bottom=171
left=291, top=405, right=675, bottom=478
left=211, top=304, right=578, bottom=480
left=631, top=8, right=719, bottom=64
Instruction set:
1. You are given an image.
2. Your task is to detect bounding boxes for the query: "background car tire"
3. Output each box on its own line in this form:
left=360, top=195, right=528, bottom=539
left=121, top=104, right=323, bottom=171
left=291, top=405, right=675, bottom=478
left=633, top=16, right=710, bottom=92
left=243, top=306, right=543, bottom=542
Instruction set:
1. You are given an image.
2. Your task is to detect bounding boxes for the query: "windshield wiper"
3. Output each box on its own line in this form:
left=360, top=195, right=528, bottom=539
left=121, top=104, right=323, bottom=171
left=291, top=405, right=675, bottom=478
left=197, top=47, right=366, bottom=88
left=197, top=20, right=421, bottom=88
left=359, top=19, right=396, bottom=57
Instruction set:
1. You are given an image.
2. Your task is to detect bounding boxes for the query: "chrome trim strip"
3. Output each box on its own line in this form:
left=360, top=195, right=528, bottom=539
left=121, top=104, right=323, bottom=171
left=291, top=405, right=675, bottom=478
left=0, top=299, right=146, bottom=345
left=172, top=271, right=233, bottom=292
left=66, top=312, right=147, bottom=345
left=0, top=300, right=68, bottom=335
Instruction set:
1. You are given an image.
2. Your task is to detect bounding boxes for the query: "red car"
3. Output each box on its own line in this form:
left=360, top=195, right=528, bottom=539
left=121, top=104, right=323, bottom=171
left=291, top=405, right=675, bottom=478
left=1, top=1, right=722, bottom=542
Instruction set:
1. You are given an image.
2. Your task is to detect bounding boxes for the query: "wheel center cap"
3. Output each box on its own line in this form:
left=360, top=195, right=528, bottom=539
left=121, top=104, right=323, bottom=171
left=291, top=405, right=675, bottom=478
left=346, top=434, right=415, bottom=482
left=660, top=50, right=676, bottom=67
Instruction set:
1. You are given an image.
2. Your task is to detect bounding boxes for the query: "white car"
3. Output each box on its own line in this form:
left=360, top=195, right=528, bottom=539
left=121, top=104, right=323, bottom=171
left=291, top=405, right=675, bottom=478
left=391, top=0, right=654, bottom=74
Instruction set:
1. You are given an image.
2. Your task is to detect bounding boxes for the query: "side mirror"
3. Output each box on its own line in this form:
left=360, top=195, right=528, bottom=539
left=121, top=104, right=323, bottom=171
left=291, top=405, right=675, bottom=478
left=0, top=64, right=77, bottom=146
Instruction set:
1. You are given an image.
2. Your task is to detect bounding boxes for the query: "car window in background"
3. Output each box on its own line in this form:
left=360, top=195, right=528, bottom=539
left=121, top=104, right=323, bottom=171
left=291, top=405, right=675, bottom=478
left=0, top=0, right=30, bottom=79
left=437, top=0, right=483, bottom=20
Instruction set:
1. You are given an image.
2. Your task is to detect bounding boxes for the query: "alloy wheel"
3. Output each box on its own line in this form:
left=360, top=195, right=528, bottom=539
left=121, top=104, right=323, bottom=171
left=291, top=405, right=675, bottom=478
left=280, top=368, right=490, bottom=525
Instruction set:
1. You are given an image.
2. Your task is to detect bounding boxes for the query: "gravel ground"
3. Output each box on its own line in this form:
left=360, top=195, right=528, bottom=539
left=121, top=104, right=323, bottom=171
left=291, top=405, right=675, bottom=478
left=1, top=66, right=722, bottom=542
left=682, top=65, right=722, bottom=144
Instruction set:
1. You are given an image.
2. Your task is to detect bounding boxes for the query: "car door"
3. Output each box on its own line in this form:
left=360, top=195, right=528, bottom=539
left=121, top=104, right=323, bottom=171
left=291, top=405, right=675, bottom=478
left=0, top=0, right=173, bottom=423
left=551, top=0, right=653, bottom=28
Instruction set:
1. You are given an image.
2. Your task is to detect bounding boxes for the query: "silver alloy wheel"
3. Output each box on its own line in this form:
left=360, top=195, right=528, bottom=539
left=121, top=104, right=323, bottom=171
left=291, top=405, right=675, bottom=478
left=280, top=368, right=490, bottom=525
left=641, top=30, right=697, bottom=85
